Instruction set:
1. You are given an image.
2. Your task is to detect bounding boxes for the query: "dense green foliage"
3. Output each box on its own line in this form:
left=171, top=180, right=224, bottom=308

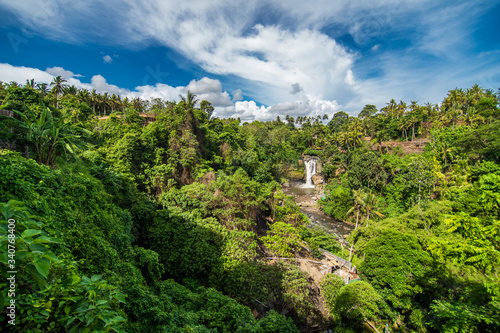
left=316, top=85, right=500, bottom=332
left=0, top=80, right=499, bottom=332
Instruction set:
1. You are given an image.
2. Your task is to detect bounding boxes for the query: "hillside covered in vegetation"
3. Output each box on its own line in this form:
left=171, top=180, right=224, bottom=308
left=1, top=80, right=499, bottom=332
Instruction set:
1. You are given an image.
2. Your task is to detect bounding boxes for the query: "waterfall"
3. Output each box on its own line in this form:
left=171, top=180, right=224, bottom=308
left=302, top=159, right=317, bottom=188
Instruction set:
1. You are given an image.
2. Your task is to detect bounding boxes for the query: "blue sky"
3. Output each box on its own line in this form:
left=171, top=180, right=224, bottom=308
left=0, top=0, right=499, bottom=121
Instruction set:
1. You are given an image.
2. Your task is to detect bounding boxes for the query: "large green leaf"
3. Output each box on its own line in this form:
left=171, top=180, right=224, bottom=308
left=34, top=257, right=51, bottom=278
left=21, top=229, right=42, bottom=238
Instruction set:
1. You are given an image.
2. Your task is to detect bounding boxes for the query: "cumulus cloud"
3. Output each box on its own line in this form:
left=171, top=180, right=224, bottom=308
left=0, top=63, right=242, bottom=113
left=231, top=101, right=273, bottom=122
left=103, top=55, right=113, bottom=63
left=1, top=0, right=498, bottom=119
left=91, top=75, right=130, bottom=95
left=0, top=63, right=54, bottom=84
left=186, top=77, right=221, bottom=94
left=46, top=67, right=80, bottom=79
left=218, top=94, right=339, bottom=122
left=185, top=77, right=233, bottom=107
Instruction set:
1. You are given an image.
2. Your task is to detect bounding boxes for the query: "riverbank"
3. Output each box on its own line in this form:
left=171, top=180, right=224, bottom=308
left=285, top=181, right=354, bottom=238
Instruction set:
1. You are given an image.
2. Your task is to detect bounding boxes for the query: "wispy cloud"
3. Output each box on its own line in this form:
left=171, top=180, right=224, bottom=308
left=0, top=0, right=498, bottom=119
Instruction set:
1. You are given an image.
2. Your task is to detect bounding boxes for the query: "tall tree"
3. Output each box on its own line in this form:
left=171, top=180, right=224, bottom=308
left=50, top=75, right=67, bottom=108
left=180, top=90, right=199, bottom=110
left=37, top=83, right=49, bottom=96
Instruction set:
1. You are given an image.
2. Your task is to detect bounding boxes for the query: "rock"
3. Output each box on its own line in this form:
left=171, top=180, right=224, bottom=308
left=311, top=174, right=324, bottom=185
left=282, top=182, right=290, bottom=188
left=312, top=197, right=317, bottom=200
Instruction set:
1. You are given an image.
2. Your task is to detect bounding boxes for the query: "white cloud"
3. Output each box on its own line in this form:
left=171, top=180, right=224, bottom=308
left=132, top=83, right=183, bottom=102
left=91, top=75, right=130, bottom=95
left=344, top=70, right=355, bottom=85
left=45, top=67, right=79, bottom=79
left=0, top=63, right=54, bottom=84
left=232, top=89, right=243, bottom=101
left=231, top=100, right=273, bottom=122
left=219, top=94, right=339, bottom=122
left=1, top=0, right=498, bottom=120
left=103, top=55, right=113, bottom=63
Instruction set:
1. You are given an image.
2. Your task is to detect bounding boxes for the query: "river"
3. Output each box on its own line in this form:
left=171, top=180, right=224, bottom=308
left=287, top=181, right=354, bottom=239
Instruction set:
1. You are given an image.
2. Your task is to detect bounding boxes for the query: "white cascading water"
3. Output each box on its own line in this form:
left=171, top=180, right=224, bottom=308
left=302, top=159, right=317, bottom=188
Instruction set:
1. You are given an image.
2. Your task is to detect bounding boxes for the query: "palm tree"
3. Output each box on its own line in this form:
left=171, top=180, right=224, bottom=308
left=347, top=189, right=366, bottom=230
left=77, top=89, right=90, bottom=104
left=89, top=90, right=99, bottom=115
left=132, top=97, right=144, bottom=113
left=371, top=129, right=389, bottom=152
left=101, top=92, right=110, bottom=116
left=408, top=101, right=421, bottom=141
left=25, top=79, right=36, bottom=89
left=398, top=116, right=410, bottom=141
left=382, top=99, right=397, bottom=117
left=363, top=192, right=384, bottom=227
left=439, top=142, right=455, bottom=171
left=348, top=118, right=363, bottom=149
left=37, top=83, right=49, bottom=96
left=179, top=90, right=199, bottom=110
left=64, top=85, right=78, bottom=95
left=347, top=189, right=366, bottom=261
left=396, top=100, right=407, bottom=119
left=109, top=94, right=121, bottom=113
left=50, top=75, right=67, bottom=108
left=463, top=106, right=484, bottom=127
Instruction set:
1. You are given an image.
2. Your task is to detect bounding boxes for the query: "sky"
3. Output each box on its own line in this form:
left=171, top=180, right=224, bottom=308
left=0, top=0, right=499, bottom=121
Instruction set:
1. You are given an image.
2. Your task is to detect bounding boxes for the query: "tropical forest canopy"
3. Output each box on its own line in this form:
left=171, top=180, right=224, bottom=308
left=0, top=78, right=499, bottom=332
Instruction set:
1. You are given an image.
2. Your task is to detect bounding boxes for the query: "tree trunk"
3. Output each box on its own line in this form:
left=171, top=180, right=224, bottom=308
left=355, top=210, right=359, bottom=230
left=349, top=240, right=354, bottom=262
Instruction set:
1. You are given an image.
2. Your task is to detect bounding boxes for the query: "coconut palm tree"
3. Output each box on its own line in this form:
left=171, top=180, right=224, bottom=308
left=382, top=99, right=397, bottom=117
left=179, top=90, right=199, bottom=110
left=109, top=94, right=121, bottom=113
left=398, top=116, right=410, bottom=141
left=439, top=142, right=455, bottom=171
left=37, top=83, right=49, bottom=96
left=363, top=191, right=384, bottom=227
left=347, top=189, right=366, bottom=263
left=64, top=85, right=78, bottom=95
left=463, top=106, right=484, bottom=127
left=25, top=79, right=36, bottom=89
left=100, top=92, right=110, bottom=116
left=50, top=75, right=68, bottom=108
left=77, top=89, right=90, bottom=104
left=347, top=189, right=366, bottom=230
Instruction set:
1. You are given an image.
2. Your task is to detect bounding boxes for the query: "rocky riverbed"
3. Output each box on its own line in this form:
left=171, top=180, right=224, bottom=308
left=284, top=181, right=354, bottom=238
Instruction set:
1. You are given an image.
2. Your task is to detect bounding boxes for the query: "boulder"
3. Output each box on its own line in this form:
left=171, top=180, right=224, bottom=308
left=311, top=174, right=324, bottom=185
